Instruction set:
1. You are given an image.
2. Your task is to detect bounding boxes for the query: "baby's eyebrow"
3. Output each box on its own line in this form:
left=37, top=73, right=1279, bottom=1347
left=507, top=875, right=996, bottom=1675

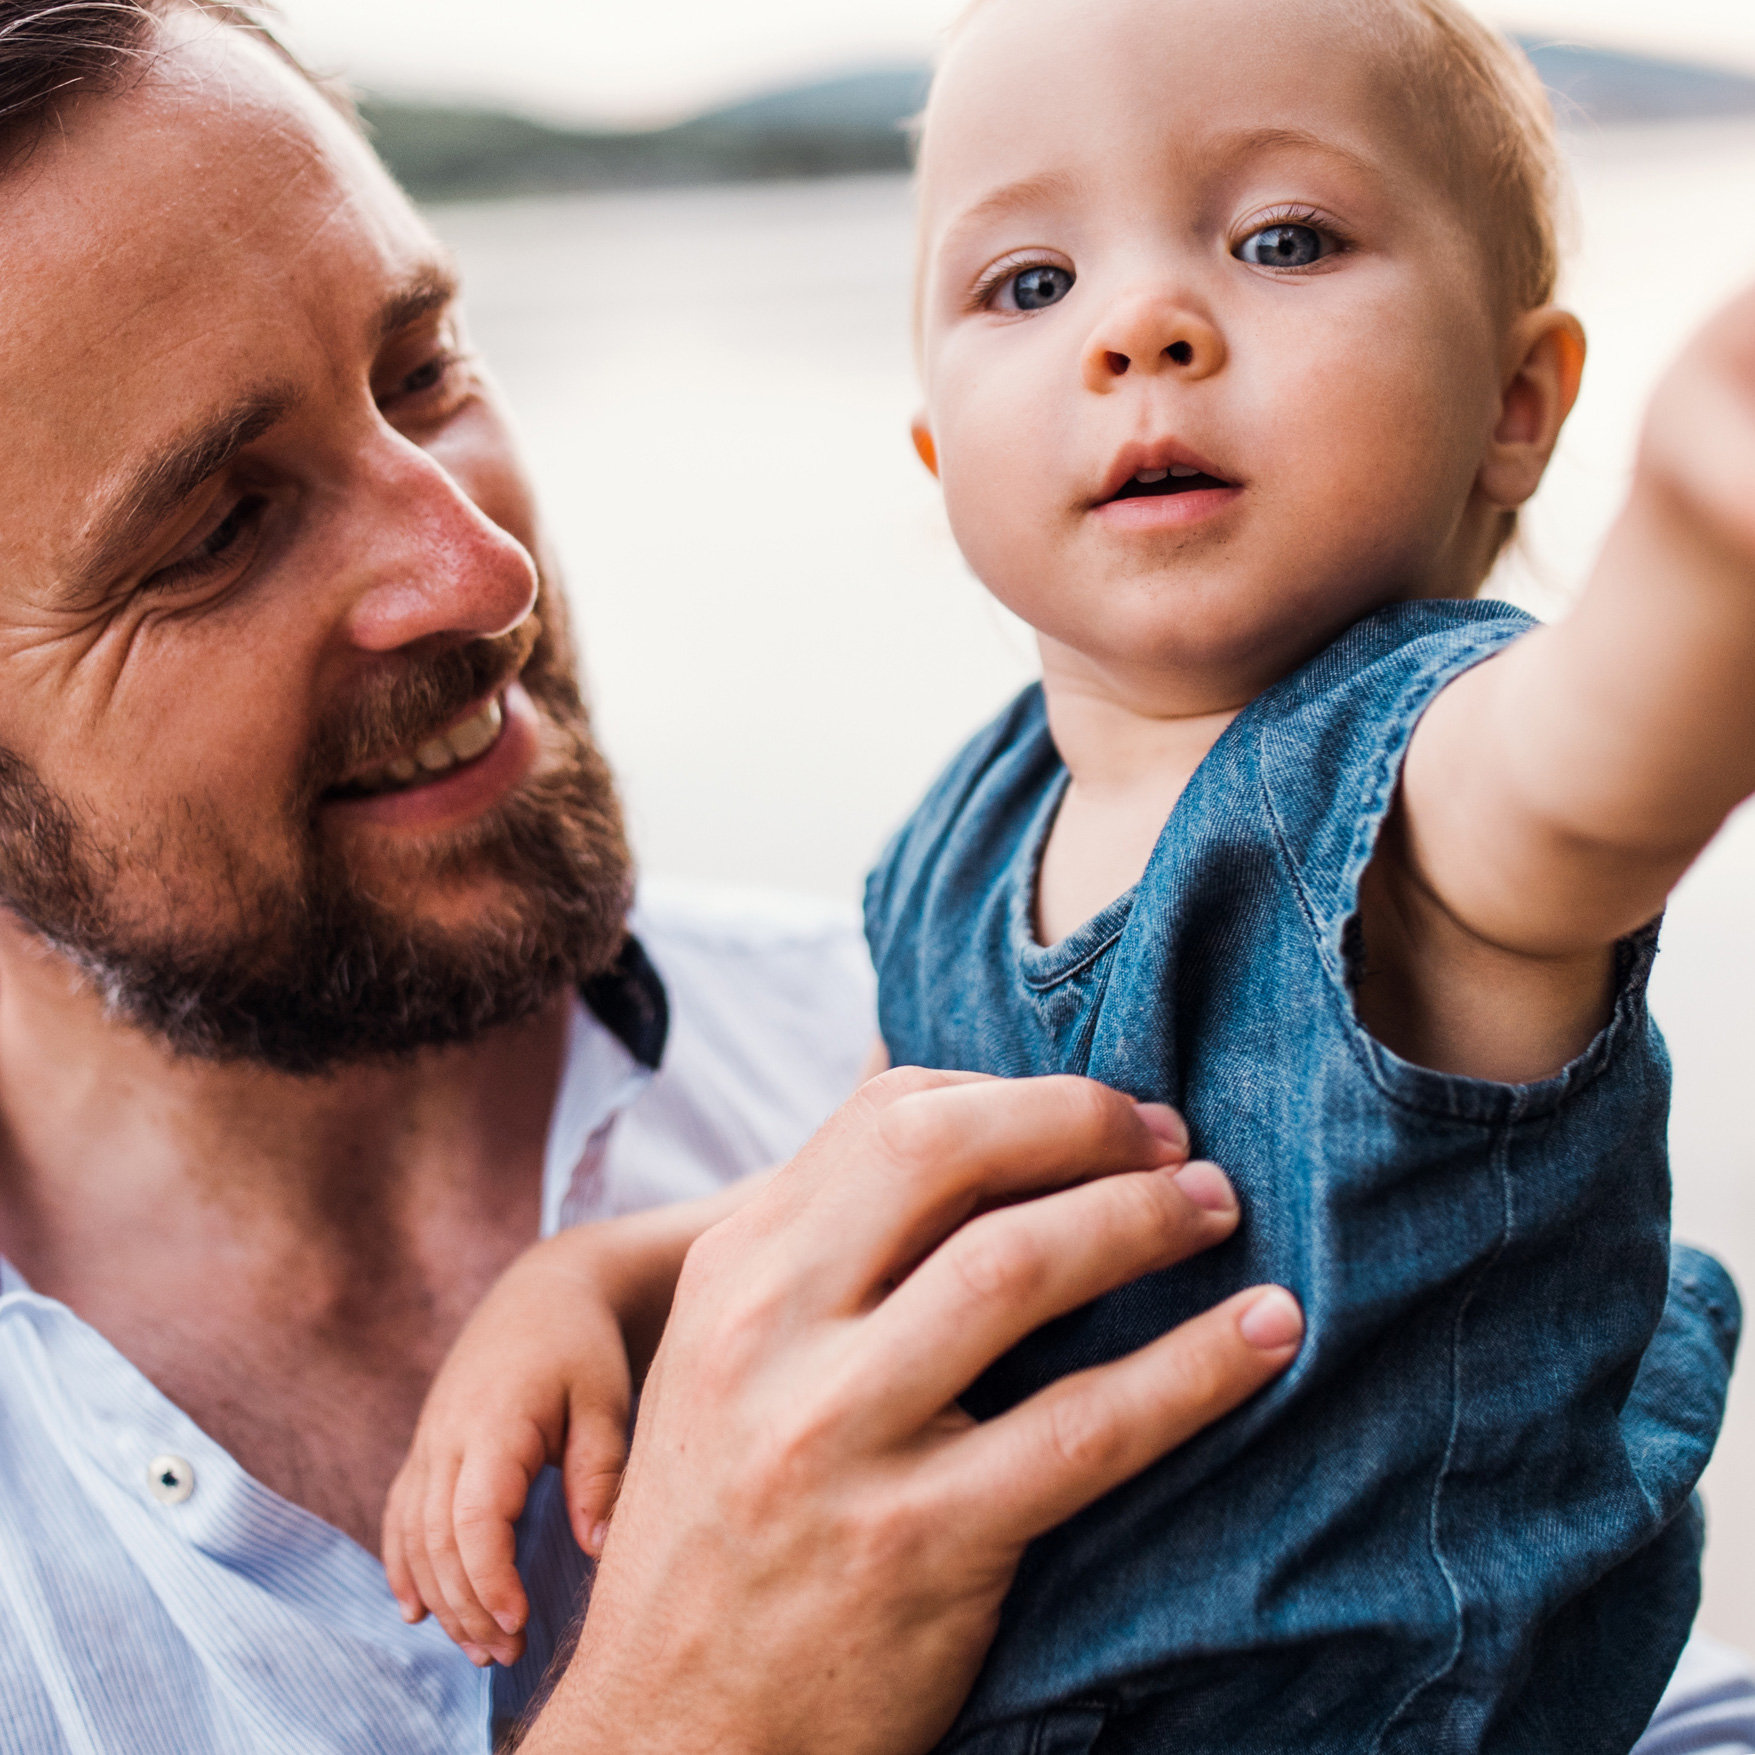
left=1216, top=126, right=1383, bottom=184
left=938, top=169, right=1083, bottom=254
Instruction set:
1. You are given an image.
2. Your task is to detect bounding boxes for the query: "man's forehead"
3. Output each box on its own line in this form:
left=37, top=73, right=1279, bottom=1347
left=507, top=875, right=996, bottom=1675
left=0, top=17, right=438, bottom=360
left=0, top=18, right=454, bottom=576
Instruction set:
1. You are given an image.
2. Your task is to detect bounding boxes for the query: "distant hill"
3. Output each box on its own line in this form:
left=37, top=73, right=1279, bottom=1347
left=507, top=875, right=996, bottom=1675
left=1521, top=38, right=1755, bottom=124
left=361, top=45, right=1755, bottom=203
left=360, top=69, right=930, bottom=201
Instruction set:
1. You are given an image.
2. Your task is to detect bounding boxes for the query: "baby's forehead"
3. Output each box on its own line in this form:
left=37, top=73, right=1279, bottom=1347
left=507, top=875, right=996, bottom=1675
left=917, top=0, right=1559, bottom=319
left=921, top=0, right=1439, bottom=208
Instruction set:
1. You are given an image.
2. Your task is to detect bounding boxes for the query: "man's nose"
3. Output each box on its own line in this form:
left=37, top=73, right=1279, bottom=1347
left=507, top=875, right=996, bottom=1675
left=341, top=439, right=539, bottom=653
left=1081, top=291, right=1226, bottom=393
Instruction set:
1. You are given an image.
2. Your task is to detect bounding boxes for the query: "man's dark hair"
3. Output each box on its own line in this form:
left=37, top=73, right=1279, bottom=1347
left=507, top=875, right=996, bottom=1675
left=0, top=1, right=337, bottom=163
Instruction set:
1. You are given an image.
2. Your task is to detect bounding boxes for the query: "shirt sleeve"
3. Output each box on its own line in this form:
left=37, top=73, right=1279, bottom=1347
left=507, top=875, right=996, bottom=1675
left=1634, top=1637, right=1755, bottom=1754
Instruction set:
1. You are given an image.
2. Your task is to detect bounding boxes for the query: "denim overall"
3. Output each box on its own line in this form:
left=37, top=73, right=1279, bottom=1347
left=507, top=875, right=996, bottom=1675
left=865, top=601, right=1741, bottom=1754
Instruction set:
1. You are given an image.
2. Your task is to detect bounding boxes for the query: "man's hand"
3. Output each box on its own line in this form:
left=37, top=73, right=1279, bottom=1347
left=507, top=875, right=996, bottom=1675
left=520, top=1069, right=1303, bottom=1755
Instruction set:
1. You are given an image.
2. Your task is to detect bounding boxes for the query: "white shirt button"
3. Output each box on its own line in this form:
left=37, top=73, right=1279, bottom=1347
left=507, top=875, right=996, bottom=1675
left=146, top=1454, right=195, bottom=1505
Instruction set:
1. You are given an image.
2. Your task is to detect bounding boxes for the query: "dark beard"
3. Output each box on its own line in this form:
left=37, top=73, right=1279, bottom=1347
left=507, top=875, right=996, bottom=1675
left=0, top=622, right=633, bottom=1076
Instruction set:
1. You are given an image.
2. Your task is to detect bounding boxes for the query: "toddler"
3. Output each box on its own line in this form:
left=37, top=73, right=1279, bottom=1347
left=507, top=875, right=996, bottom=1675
left=387, top=2, right=1748, bottom=1749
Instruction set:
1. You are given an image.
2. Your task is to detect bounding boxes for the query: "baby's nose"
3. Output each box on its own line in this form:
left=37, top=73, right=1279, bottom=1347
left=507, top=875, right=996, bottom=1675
left=1082, top=293, right=1226, bottom=392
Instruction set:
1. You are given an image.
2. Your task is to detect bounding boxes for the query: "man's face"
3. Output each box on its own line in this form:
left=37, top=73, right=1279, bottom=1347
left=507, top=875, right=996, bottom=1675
left=0, top=18, right=630, bottom=1071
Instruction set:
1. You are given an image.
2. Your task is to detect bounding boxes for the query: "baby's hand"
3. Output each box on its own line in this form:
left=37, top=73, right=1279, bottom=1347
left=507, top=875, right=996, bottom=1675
left=1638, top=281, right=1755, bottom=567
left=383, top=1234, right=636, bottom=1668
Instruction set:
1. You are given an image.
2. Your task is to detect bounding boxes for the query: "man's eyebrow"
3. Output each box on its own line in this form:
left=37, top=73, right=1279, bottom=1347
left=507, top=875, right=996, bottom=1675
left=67, top=386, right=297, bottom=603
left=376, top=260, right=462, bottom=344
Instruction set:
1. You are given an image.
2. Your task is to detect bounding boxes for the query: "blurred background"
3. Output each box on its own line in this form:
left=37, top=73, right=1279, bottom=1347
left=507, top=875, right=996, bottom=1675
left=273, top=0, right=1755, bottom=1658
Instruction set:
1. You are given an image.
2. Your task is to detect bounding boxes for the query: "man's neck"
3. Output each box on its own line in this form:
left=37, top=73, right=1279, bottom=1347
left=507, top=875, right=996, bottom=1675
left=0, top=916, right=567, bottom=1549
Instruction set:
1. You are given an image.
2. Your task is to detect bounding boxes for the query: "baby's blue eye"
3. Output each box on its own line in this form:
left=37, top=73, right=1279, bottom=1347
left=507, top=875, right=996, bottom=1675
left=1236, top=224, right=1329, bottom=268
left=1008, top=265, right=1075, bottom=310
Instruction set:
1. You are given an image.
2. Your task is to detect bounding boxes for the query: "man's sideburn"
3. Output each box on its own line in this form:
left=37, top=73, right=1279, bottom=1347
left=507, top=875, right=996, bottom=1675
left=0, top=603, right=633, bottom=1075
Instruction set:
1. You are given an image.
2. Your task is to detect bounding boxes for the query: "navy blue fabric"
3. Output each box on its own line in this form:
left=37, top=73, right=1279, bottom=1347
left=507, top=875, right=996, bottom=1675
left=865, top=600, right=1741, bottom=1755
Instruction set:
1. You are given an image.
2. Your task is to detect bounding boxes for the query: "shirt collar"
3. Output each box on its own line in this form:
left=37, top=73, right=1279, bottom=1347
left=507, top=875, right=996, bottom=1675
left=540, top=991, right=654, bottom=1237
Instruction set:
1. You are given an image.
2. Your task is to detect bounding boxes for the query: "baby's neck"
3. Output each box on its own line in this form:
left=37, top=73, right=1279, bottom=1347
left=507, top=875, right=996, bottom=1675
left=1036, top=645, right=1243, bottom=946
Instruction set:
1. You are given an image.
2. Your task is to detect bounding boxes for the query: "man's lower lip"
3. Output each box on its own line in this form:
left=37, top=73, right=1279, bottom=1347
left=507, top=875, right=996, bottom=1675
left=321, top=682, right=541, bottom=830
left=1091, top=486, right=1241, bottom=530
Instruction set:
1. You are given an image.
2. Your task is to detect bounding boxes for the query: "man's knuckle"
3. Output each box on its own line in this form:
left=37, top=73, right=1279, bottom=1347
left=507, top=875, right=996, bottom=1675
left=872, top=1091, right=958, bottom=1171
left=864, top=1064, right=950, bottom=1104
left=949, top=1215, right=1049, bottom=1302
left=1045, top=1393, right=1126, bottom=1475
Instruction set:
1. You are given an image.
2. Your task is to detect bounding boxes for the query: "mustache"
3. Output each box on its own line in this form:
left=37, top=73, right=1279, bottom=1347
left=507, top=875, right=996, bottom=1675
left=307, top=614, right=543, bottom=796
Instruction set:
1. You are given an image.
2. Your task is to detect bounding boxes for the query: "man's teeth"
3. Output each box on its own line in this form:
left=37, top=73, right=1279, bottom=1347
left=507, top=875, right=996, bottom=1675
left=1133, top=464, right=1206, bottom=485
left=350, top=697, right=505, bottom=794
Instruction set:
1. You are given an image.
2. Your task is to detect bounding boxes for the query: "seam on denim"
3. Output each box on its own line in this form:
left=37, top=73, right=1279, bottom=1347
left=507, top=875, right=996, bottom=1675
left=1066, top=952, right=1118, bottom=1079
left=1370, top=1100, right=1521, bottom=1751
left=1258, top=681, right=1656, bottom=1129
left=1019, top=921, right=1131, bottom=992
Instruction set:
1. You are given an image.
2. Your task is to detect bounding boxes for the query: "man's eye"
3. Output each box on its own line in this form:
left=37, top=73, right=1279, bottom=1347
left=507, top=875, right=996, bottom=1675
left=399, top=354, right=453, bottom=396
left=1001, top=264, right=1075, bottom=311
left=143, top=494, right=268, bottom=590
left=1235, top=224, right=1331, bottom=269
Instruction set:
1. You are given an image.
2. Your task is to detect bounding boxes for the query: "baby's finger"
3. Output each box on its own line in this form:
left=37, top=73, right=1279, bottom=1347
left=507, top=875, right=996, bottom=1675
left=404, top=1449, right=520, bottom=1663
left=400, top=1465, right=476, bottom=1652
left=450, top=1430, right=547, bottom=1646
left=562, top=1402, right=632, bottom=1556
left=382, top=1460, right=429, bottom=1624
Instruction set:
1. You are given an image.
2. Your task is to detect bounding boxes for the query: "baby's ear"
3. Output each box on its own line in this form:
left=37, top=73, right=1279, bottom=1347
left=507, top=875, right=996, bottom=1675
left=1479, top=308, right=1587, bottom=510
left=910, top=416, right=940, bottom=478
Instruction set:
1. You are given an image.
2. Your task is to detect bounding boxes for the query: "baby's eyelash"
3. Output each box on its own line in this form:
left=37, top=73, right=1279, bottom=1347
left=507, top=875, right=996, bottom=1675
left=969, top=252, right=1067, bottom=311
left=1242, top=205, right=1354, bottom=251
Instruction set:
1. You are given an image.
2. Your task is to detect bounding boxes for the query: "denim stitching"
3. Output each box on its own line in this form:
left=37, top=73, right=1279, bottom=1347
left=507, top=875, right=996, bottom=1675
left=1370, top=1094, right=1521, bottom=1751
left=1257, top=659, right=1654, bottom=1128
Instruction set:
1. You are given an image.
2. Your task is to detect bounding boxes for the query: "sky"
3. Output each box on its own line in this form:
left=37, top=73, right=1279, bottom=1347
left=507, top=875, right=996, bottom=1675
left=271, top=0, right=1755, bottom=126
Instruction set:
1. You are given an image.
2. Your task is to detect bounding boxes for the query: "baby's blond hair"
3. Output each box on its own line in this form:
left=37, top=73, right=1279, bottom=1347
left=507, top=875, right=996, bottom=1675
left=931, top=0, right=1566, bottom=318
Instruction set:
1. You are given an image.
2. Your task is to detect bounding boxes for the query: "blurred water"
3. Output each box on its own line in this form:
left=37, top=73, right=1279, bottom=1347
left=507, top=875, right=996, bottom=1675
left=429, top=119, right=1755, bottom=1653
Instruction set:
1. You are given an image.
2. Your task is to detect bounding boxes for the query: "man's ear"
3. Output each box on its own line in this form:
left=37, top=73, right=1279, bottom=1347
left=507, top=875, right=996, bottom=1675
left=1477, top=307, right=1587, bottom=510
left=910, top=415, right=939, bottom=478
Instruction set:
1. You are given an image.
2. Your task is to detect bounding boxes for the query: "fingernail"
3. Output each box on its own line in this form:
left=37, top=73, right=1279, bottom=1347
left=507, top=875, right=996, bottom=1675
left=462, top=1645, right=491, bottom=1669
left=1239, top=1288, right=1304, bottom=1351
left=1135, top=1103, right=1189, bottom=1152
left=587, top=1520, right=609, bottom=1556
left=1171, top=1161, right=1235, bottom=1213
left=493, top=1609, right=522, bottom=1636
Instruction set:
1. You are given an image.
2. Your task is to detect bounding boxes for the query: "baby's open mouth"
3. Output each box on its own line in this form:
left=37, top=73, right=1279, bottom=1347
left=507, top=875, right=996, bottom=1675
left=1110, top=465, right=1233, bottom=501
left=328, top=694, right=507, bottom=799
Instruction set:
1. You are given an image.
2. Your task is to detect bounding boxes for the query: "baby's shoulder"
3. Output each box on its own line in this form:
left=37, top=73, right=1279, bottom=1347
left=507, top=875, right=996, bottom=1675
left=1233, top=597, right=1533, bottom=945
left=863, top=682, right=1059, bottom=950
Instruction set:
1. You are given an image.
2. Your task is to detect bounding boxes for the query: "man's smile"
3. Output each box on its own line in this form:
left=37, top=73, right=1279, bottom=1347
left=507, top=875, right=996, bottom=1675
left=330, top=693, right=508, bottom=798
left=322, top=681, right=544, bottom=830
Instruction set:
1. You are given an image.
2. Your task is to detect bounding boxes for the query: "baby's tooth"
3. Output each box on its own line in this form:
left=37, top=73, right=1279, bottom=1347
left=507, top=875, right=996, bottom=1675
left=1169, top=464, right=1200, bottom=478
left=415, top=738, right=455, bottom=773
left=387, top=756, right=418, bottom=784
left=1135, top=468, right=1169, bottom=484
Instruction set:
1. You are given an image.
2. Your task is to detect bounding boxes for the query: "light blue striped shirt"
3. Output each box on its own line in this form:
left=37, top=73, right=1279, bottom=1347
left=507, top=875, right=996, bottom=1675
left=0, top=888, right=1747, bottom=1752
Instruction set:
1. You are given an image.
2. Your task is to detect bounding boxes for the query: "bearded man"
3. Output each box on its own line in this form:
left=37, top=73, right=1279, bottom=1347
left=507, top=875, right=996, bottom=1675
left=0, top=4, right=1746, bottom=1753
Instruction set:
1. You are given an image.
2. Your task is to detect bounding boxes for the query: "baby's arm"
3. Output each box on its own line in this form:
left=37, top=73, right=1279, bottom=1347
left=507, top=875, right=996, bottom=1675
left=382, top=1174, right=764, bottom=1668
left=1377, top=286, right=1755, bottom=1081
